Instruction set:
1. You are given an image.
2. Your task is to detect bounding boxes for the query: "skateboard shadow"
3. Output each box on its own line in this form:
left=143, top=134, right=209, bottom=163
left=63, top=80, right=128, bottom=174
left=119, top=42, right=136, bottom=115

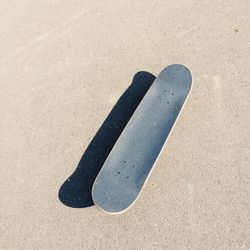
left=58, top=71, right=156, bottom=208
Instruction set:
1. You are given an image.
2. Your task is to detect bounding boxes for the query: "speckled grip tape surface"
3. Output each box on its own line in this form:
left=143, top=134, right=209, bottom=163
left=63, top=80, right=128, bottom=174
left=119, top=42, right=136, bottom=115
left=92, top=64, right=192, bottom=213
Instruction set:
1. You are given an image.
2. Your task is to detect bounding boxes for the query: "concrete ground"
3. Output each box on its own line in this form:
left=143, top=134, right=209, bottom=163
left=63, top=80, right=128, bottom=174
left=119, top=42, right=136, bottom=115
left=1, top=1, right=249, bottom=249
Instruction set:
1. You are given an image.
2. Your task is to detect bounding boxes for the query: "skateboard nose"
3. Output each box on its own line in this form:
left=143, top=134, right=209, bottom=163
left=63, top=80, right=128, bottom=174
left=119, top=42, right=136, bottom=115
left=159, top=64, right=192, bottom=93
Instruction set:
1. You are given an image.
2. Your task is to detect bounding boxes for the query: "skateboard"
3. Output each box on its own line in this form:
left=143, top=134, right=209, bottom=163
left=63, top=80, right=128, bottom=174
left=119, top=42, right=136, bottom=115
left=92, top=64, right=192, bottom=214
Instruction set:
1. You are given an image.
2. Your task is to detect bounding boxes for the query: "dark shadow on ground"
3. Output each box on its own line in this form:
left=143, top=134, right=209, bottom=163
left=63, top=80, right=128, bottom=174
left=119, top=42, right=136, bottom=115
left=58, top=71, right=156, bottom=208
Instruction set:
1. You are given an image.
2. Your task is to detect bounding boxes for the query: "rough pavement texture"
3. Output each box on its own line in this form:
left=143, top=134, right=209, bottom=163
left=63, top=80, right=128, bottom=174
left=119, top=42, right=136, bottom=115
left=0, top=1, right=249, bottom=249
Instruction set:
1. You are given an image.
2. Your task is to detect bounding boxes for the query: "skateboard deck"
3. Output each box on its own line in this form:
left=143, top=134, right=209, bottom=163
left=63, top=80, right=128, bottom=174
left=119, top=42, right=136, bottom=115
left=92, top=64, right=192, bottom=214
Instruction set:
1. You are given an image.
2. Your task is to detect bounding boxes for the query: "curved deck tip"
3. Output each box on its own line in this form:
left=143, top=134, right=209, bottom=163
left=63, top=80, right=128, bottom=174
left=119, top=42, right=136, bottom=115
left=92, top=179, right=136, bottom=214
left=161, top=64, right=192, bottom=75
left=92, top=188, right=128, bottom=215
left=159, top=64, right=192, bottom=92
